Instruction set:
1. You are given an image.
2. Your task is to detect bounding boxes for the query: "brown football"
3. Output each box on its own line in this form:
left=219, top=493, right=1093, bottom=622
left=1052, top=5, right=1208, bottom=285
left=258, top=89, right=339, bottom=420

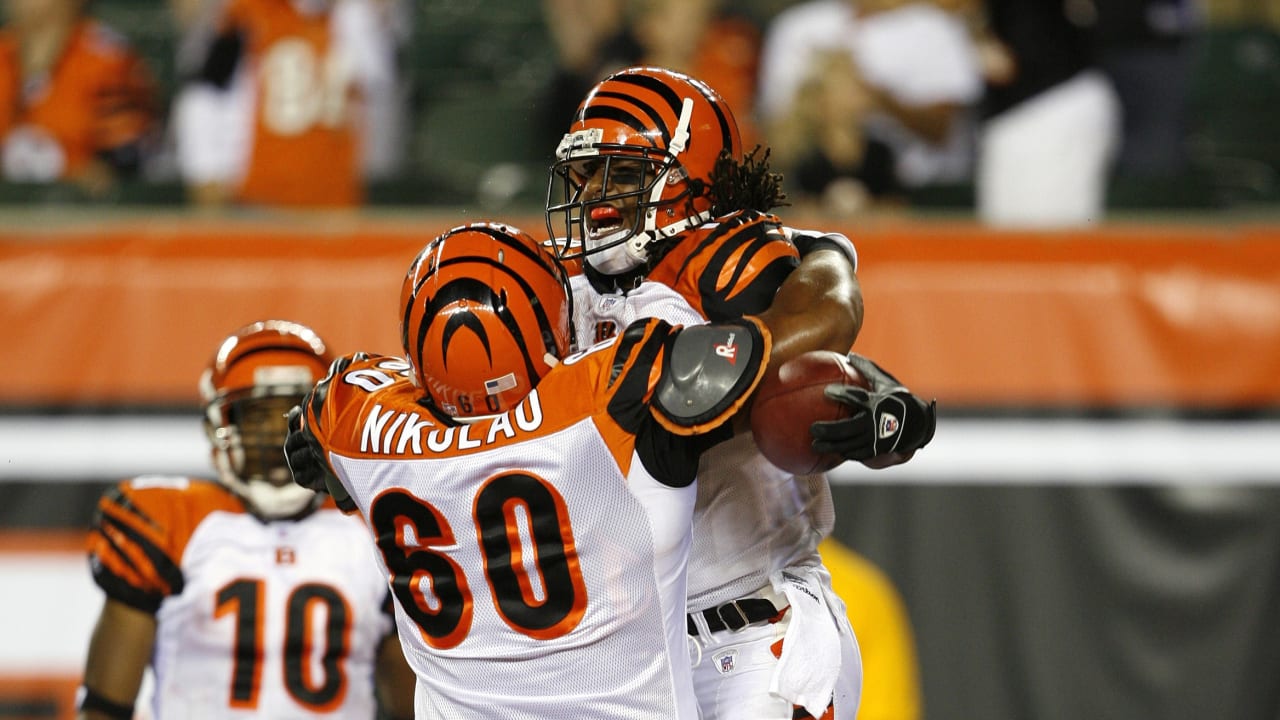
left=749, top=350, right=869, bottom=475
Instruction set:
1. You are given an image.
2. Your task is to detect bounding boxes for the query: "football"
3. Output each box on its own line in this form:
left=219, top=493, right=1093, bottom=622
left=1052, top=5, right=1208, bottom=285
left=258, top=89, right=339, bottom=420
left=749, top=350, right=870, bottom=475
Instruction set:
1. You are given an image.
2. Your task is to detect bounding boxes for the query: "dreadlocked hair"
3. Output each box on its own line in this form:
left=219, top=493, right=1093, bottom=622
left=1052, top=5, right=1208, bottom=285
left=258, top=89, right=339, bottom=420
left=707, top=145, right=789, bottom=216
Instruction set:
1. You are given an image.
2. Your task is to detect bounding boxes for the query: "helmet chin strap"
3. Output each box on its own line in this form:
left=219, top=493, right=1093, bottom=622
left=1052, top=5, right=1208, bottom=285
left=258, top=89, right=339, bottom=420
left=627, top=96, right=709, bottom=263
left=643, top=98, right=694, bottom=238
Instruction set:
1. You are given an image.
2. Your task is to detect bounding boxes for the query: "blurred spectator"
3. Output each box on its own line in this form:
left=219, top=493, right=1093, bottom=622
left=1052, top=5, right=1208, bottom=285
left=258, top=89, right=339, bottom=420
left=630, top=0, right=763, bottom=147
left=539, top=0, right=763, bottom=150
left=976, top=0, right=1121, bottom=227
left=537, top=0, right=639, bottom=151
left=0, top=0, right=157, bottom=199
left=171, top=0, right=405, bottom=209
left=771, top=48, right=903, bottom=216
left=758, top=0, right=983, bottom=189
left=1095, top=0, right=1199, bottom=179
left=337, top=0, right=409, bottom=184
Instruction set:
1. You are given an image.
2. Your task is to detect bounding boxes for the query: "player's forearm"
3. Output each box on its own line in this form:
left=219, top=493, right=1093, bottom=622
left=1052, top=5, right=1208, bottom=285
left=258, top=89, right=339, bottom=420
left=77, top=600, right=154, bottom=720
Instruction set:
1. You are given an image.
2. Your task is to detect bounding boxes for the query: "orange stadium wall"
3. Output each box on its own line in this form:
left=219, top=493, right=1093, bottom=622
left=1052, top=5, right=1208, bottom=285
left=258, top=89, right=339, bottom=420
left=2, top=214, right=1279, bottom=409
left=2, top=215, right=1280, bottom=720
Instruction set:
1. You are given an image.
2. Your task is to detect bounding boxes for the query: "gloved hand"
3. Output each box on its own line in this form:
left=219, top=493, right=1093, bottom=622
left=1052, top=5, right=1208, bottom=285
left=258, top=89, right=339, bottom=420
left=810, top=353, right=936, bottom=465
left=284, top=405, right=330, bottom=493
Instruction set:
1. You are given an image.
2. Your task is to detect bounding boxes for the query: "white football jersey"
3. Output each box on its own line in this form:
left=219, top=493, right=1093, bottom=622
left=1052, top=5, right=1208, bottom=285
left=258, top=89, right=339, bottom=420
left=573, top=277, right=837, bottom=611
left=301, top=317, right=766, bottom=719
left=571, top=274, right=708, bottom=343
left=88, top=477, right=393, bottom=719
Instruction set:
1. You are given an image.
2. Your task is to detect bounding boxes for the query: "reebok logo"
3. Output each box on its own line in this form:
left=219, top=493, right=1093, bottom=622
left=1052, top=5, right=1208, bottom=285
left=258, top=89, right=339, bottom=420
left=714, top=333, right=738, bottom=364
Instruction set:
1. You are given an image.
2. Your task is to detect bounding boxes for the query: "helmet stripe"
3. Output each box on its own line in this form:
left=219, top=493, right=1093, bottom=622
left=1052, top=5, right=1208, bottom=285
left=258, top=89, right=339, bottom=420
left=222, top=344, right=323, bottom=373
left=685, top=77, right=736, bottom=156
left=609, top=70, right=735, bottom=162
left=432, top=280, right=496, bottom=369
left=581, top=105, right=665, bottom=148
left=613, top=72, right=684, bottom=116
left=406, top=225, right=567, bottom=311
left=590, top=90, right=670, bottom=146
left=409, top=258, right=555, bottom=387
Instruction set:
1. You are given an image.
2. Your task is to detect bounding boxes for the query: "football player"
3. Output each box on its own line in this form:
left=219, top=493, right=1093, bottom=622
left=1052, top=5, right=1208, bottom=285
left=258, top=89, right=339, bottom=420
left=283, top=222, right=867, bottom=718
left=545, top=66, right=936, bottom=719
left=77, top=320, right=415, bottom=720
left=173, top=0, right=398, bottom=207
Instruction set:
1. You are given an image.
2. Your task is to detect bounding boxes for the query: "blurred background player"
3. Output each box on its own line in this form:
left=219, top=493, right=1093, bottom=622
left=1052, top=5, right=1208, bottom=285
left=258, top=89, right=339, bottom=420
left=171, top=0, right=404, bottom=208
left=0, top=0, right=157, bottom=198
left=546, top=66, right=936, bottom=719
left=77, top=320, right=414, bottom=720
left=284, top=221, right=844, bottom=718
left=974, top=0, right=1122, bottom=226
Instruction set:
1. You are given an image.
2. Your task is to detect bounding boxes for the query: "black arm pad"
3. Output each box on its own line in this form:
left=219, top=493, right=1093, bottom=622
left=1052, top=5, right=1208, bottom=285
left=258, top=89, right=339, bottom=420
left=198, top=30, right=244, bottom=89
left=77, top=686, right=135, bottom=720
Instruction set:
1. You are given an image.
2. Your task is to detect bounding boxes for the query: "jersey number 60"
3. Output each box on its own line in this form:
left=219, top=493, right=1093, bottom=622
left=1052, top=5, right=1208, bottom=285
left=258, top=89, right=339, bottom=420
left=370, top=472, right=589, bottom=649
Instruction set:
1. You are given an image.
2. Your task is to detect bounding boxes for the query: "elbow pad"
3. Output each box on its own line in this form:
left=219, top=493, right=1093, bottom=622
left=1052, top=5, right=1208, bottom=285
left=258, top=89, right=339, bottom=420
left=653, top=319, right=767, bottom=431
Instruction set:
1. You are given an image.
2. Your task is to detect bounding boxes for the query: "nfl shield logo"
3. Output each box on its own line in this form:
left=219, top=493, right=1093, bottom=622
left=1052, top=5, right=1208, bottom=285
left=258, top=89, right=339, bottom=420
left=715, top=650, right=737, bottom=675
left=878, top=412, right=900, bottom=439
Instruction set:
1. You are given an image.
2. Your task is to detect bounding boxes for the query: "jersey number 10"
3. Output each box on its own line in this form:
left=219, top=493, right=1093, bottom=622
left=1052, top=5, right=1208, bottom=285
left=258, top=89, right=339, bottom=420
left=215, top=579, right=351, bottom=711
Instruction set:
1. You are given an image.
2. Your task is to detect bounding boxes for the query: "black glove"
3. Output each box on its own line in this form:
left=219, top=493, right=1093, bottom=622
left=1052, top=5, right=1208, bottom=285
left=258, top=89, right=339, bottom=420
left=810, top=353, right=936, bottom=462
left=285, top=405, right=330, bottom=494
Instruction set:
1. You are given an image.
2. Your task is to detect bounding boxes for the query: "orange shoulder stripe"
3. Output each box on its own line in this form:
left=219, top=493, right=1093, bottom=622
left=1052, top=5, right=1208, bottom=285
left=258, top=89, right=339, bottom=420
left=88, top=478, right=242, bottom=611
left=649, top=212, right=798, bottom=321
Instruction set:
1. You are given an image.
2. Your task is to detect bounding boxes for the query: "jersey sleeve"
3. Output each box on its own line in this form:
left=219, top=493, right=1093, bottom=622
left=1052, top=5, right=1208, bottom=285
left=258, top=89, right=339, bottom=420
left=86, top=477, right=233, bottom=613
left=653, top=211, right=800, bottom=322
left=301, top=353, right=411, bottom=512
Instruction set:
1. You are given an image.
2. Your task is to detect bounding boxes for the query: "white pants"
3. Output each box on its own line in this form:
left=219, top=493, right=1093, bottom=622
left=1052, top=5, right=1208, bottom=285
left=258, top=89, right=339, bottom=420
left=977, top=70, right=1121, bottom=227
left=689, top=578, right=863, bottom=719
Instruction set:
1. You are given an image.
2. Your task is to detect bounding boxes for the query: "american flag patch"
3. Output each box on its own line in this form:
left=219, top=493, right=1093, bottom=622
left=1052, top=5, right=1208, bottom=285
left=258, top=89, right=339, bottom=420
left=484, top=373, right=518, bottom=394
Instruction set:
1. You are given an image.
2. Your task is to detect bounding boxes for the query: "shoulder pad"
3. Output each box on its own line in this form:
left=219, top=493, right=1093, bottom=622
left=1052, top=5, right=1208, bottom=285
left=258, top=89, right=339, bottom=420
left=653, top=319, right=767, bottom=432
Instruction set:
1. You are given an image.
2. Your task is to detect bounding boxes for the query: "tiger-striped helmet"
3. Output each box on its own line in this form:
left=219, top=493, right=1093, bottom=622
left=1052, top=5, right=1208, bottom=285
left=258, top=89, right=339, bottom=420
left=199, top=320, right=333, bottom=518
left=545, top=66, right=742, bottom=277
left=400, top=223, right=575, bottom=420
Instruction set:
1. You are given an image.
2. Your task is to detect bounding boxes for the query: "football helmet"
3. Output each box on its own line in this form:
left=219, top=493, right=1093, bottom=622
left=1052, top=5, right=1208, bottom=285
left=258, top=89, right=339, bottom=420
left=199, top=320, right=333, bottom=519
left=546, top=66, right=742, bottom=279
left=401, top=222, right=575, bottom=420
